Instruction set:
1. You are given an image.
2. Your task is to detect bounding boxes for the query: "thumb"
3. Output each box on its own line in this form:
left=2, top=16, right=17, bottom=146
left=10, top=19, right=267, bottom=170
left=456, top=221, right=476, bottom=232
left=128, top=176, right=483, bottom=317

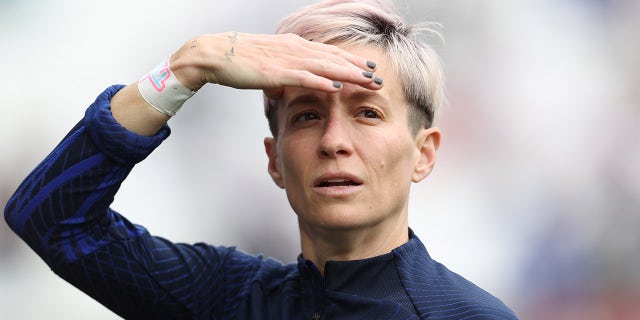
left=263, top=87, right=284, bottom=99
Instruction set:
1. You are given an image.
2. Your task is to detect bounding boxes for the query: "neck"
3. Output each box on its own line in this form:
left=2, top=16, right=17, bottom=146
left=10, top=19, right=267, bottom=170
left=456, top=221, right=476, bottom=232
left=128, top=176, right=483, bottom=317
left=298, top=214, right=409, bottom=274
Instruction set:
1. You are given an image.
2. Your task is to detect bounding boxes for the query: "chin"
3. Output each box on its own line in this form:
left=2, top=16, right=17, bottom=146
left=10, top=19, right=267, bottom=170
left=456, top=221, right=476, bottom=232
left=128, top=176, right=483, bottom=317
left=299, top=205, right=383, bottom=231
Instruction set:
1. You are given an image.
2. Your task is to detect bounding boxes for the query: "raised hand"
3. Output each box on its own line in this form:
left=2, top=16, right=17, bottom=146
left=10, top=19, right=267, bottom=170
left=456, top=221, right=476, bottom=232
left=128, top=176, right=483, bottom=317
left=169, top=32, right=382, bottom=98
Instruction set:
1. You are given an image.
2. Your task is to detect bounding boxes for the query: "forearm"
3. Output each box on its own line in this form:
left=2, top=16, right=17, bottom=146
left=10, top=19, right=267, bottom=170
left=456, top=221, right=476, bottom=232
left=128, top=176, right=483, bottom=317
left=108, top=37, right=208, bottom=137
left=110, top=83, right=170, bottom=136
left=108, top=40, right=205, bottom=137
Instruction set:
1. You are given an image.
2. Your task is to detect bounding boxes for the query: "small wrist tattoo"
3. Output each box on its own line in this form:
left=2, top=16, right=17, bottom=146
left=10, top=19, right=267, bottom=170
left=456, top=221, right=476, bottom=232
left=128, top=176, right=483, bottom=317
left=224, top=47, right=235, bottom=60
left=228, top=32, right=238, bottom=43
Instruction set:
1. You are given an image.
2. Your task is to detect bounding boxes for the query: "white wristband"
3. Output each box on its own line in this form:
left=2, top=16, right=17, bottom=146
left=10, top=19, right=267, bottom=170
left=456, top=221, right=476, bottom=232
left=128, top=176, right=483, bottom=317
left=137, top=58, right=196, bottom=117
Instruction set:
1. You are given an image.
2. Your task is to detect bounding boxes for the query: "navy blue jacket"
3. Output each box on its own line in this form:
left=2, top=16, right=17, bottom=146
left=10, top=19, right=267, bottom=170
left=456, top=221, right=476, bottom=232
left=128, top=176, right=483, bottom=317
left=5, top=85, right=518, bottom=319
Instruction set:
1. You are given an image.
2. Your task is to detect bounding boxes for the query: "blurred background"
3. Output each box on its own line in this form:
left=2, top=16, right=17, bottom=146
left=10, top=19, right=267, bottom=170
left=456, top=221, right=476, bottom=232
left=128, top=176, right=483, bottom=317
left=1, top=0, right=638, bottom=319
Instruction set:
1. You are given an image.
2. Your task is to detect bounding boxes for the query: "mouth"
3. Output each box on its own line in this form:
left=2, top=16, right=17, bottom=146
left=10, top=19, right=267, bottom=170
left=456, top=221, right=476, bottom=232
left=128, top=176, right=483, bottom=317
left=314, top=173, right=364, bottom=188
left=317, top=179, right=362, bottom=188
left=313, top=174, right=364, bottom=197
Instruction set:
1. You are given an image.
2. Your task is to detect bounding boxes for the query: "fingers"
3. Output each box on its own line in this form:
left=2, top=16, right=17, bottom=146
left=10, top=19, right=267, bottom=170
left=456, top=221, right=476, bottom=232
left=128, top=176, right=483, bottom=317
left=304, top=58, right=377, bottom=85
left=263, top=66, right=383, bottom=100
left=300, top=44, right=383, bottom=88
left=195, top=32, right=384, bottom=95
left=301, top=36, right=378, bottom=73
left=270, top=33, right=383, bottom=92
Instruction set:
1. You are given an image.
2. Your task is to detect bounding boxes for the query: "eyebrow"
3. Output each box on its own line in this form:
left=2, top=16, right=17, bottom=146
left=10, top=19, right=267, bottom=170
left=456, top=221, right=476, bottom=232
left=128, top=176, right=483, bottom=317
left=347, top=90, right=389, bottom=106
left=285, top=93, right=324, bottom=109
left=285, top=90, right=389, bottom=110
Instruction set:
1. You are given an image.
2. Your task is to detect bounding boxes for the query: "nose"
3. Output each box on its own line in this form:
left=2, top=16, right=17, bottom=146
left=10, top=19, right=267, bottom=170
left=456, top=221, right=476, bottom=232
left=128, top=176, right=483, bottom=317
left=317, top=115, right=353, bottom=158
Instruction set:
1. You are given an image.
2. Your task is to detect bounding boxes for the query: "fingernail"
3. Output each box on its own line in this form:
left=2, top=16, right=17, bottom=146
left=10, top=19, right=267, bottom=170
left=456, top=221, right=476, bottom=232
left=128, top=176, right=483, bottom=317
left=333, top=81, right=343, bottom=88
left=374, top=77, right=384, bottom=85
left=362, top=71, right=374, bottom=78
left=367, top=60, right=377, bottom=69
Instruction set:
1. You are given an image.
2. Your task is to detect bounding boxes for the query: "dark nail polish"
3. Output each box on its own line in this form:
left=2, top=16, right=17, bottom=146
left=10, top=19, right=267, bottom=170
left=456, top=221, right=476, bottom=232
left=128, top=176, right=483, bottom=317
left=366, top=60, right=377, bottom=69
left=362, top=71, right=374, bottom=78
left=374, top=77, right=384, bottom=85
left=333, top=81, right=342, bottom=88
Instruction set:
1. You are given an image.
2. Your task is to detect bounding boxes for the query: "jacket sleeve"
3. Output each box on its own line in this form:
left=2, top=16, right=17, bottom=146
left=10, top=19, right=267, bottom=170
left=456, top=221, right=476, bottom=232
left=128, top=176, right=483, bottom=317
left=3, top=85, right=263, bottom=319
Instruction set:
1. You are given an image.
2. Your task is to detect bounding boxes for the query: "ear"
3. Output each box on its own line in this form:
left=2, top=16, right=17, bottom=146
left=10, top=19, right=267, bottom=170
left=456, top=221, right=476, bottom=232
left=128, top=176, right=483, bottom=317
left=412, top=127, right=441, bottom=183
left=264, top=137, right=285, bottom=189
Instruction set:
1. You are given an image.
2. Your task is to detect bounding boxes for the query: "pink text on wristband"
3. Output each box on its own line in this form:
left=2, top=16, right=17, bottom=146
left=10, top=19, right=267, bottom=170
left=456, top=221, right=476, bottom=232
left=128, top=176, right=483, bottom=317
left=137, top=58, right=196, bottom=116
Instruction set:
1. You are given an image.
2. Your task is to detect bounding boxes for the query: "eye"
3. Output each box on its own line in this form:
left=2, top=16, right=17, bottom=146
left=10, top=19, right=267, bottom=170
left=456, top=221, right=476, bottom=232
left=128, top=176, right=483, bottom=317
left=293, top=111, right=319, bottom=123
left=356, top=108, right=382, bottom=119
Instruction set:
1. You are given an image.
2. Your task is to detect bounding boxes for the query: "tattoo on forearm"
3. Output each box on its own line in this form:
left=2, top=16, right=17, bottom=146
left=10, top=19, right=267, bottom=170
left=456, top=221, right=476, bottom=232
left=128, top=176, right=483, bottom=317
left=225, top=32, right=238, bottom=61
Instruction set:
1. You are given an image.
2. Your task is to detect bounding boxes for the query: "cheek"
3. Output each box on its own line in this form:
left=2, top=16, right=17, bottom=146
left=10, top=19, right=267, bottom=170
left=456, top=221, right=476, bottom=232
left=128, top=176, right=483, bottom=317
left=372, top=135, right=416, bottom=180
left=278, top=136, right=315, bottom=183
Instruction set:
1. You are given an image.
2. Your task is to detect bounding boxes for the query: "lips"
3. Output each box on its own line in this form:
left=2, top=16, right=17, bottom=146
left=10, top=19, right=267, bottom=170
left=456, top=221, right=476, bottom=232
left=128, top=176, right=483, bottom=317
left=318, top=179, right=360, bottom=187
left=314, top=174, right=363, bottom=188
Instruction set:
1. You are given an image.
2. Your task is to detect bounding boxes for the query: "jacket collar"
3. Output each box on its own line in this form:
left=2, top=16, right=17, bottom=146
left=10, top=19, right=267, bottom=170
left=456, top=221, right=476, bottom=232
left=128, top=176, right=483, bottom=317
left=296, top=229, right=425, bottom=316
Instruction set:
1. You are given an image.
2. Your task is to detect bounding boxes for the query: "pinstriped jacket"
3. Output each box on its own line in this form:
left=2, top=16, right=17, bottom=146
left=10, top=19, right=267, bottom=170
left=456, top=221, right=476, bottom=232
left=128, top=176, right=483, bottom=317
left=5, top=85, right=518, bottom=319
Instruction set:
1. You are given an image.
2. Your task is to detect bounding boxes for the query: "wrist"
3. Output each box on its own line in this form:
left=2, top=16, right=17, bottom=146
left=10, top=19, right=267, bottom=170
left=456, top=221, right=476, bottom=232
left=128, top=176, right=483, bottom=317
left=137, top=57, right=197, bottom=117
left=170, top=33, right=233, bottom=90
left=169, top=53, right=206, bottom=92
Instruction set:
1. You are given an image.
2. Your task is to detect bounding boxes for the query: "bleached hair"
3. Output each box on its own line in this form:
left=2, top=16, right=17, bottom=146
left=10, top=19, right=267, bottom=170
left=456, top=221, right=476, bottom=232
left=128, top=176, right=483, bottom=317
left=265, top=0, right=445, bottom=136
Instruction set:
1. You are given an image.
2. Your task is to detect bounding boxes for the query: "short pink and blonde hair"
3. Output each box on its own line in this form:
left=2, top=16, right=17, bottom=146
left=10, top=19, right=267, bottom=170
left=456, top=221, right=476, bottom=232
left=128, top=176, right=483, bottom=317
left=266, top=0, right=444, bottom=136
